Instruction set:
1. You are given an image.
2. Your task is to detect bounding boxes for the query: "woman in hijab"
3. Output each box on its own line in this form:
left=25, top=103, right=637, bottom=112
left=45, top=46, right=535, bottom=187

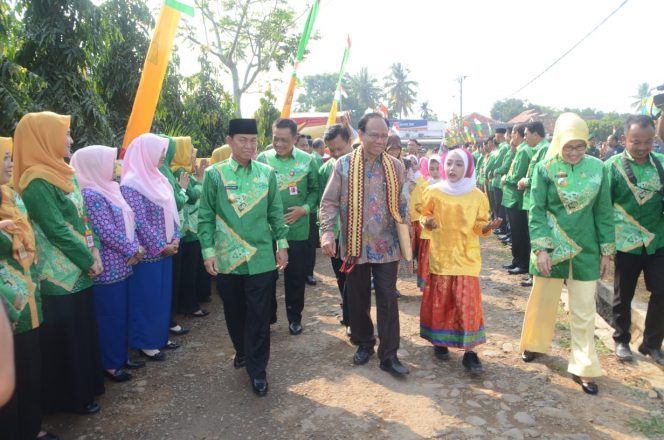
left=171, top=137, right=211, bottom=314
left=519, top=113, right=615, bottom=395
left=121, top=134, right=180, bottom=361
left=419, top=148, right=502, bottom=374
left=0, top=137, right=58, bottom=440
left=13, top=112, right=104, bottom=415
left=71, top=146, right=144, bottom=382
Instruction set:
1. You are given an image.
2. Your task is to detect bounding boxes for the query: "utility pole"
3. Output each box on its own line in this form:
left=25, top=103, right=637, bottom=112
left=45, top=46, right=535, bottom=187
left=457, top=75, right=468, bottom=132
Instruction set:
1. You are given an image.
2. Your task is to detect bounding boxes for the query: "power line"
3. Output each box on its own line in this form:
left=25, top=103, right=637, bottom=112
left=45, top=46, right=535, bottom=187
left=507, top=0, right=629, bottom=98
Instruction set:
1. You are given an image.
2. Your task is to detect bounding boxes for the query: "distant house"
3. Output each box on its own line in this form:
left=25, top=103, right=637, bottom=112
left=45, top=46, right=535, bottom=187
left=508, top=109, right=556, bottom=134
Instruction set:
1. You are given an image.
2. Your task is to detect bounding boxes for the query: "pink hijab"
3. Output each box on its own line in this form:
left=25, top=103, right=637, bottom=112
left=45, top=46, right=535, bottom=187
left=71, top=145, right=136, bottom=241
left=121, top=134, right=179, bottom=241
left=435, top=148, right=476, bottom=196
left=419, top=156, right=430, bottom=179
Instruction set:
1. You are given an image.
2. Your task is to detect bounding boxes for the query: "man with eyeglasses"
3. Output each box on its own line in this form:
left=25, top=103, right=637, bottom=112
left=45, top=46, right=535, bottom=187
left=606, top=115, right=664, bottom=366
left=320, top=113, right=410, bottom=377
left=199, top=118, right=289, bottom=396
left=257, top=118, right=320, bottom=336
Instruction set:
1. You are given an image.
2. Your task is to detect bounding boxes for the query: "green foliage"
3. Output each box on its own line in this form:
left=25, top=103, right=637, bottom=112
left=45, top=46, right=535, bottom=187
left=420, top=101, right=438, bottom=121
left=295, top=72, right=338, bottom=112
left=347, top=67, right=382, bottom=126
left=631, top=82, right=650, bottom=111
left=490, top=98, right=528, bottom=122
left=628, top=414, right=664, bottom=438
left=384, top=63, right=418, bottom=119
left=254, top=87, right=280, bottom=150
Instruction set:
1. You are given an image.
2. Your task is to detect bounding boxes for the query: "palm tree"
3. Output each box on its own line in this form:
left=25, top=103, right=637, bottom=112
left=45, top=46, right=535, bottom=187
left=384, top=63, right=418, bottom=119
left=631, top=82, right=650, bottom=111
left=348, top=67, right=381, bottom=116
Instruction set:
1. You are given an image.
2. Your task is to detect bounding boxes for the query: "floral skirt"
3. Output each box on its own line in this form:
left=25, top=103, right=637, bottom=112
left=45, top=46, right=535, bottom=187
left=416, top=238, right=430, bottom=291
left=420, top=274, right=486, bottom=349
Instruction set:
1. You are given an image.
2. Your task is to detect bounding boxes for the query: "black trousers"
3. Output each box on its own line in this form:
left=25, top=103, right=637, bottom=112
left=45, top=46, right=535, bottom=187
left=271, top=240, right=308, bottom=324
left=330, top=251, right=349, bottom=326
left=0, top=329, right=42, bottom=440
left=493, top=187, right=508, bottom=234
left=506, top=206, right=530, bottom=269
left=345, top=261, right=400, bottom=361
left=613, top=248, right=664, bottom=348
left=486, top=187, right=496, bottom=219
left=217, top=271, right=274, bottom=380
left=174, top=240, right=203, bottom=315
left=305, top=214, right=319, bottom=278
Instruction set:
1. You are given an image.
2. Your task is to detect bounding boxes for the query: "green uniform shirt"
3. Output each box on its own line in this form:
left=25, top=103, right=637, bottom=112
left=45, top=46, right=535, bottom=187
left=472, top=150, right=480, bottom=166
left=198, top=158, right=289, bottom=275
left=476, top=154, right=487, bottom=187
left=522, top=139, right=550, bottom=211
left=529, top=155, right=615, bottom=281
left=257, top=147, right=320, bottom=241
left=606, top=151, right=664, bottom=255
left=484, top=149, right=500, bottom=190
left=502, top=142, right=535, bottom=209
left=490, top=142, right=512, bottom=188
left=0, top=191, right=43, bottom=334
left=496, top=145, right=516, bottom=194
left=173, top=168, right=201, bottom=242
left=22, top=179, right=99, bottom=296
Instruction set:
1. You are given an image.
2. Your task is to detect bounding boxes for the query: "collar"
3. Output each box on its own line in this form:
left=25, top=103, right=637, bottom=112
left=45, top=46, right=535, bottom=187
left=536, top=139, right=549, bottom=149
left=229, top=157, right=252, bottom=173
left=275, top=146, right=296, bottom=160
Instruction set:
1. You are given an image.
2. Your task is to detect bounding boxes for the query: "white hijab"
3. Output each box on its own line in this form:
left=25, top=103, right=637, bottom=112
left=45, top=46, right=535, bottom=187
left=434, top=148, right=476, bottom=196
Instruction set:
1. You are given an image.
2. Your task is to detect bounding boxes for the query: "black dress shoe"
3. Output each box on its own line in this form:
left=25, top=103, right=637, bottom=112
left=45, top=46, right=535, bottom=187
left=190, top=309, right=210, bottom=317
left=353, top=345, right=375, bottom=365
left=615, top=342, right=634, bottom=361
left=502, top=263, right=517, bottom=269
left=638, top=343, right=664, bottom=365
left=289, top=322, right=303, bottom=335
left=521, top=351, right=538, bottom=362
left=36, top=432, right=60, bottom=440
left=124, top=359, right=146, bottom=369
left=462, top=351, right=483, bottom=375
left=379, top=356, right=410, bottom=376
left=169, top=326, right=190, bottom=336
left=434, top=346, right=450, bottom=361
left=497, top=234, right=510, bottom=241
left=163, top=341, right=180, bottom=350
left=76, top=401, right=101, bottom=415
left=104, top=369, right=132, bottom=382
left=520, top=276, right=533, bottom=287
left=508, top=267, right=528, bottom=275
left=572, top=375, right=598, bottom=395
left=306, top=275, right=317, bottom=286
left=140, top=350, right=165, bottom=361
left=233, top=355, right=246, bottom=369
left=251, top=378, right=268, bottom=396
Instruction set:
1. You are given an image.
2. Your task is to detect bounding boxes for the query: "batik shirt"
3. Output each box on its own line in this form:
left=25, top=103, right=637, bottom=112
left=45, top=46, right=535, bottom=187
left=82, top=189, right=140, bottom=284
left=606, top=151, right=664, bottom=255
left=522, top=139, right=550, bottom=211
left=318, top=158, right=340, bottom=239
left=319, top=152, right=408, bottom=265
left=502, top=142, right=535, bottom=209
left=529, top=155, right=615, bottom=281
left=198, top=158, right=289, bottom=275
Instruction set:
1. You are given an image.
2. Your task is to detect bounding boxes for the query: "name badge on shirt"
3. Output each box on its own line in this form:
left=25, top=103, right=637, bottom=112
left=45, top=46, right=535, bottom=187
left=225, top=184, right=239, bottom=190
left=288, top=182, right=298, bottom=196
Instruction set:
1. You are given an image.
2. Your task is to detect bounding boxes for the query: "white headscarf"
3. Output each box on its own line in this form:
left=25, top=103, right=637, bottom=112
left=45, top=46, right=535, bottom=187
left=427, top=154, right=442, bottom=184
left=434, top=148, right=476, bottom=196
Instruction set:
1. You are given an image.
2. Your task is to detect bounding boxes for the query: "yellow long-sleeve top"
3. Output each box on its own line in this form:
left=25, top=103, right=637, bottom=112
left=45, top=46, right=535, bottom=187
left=409, top=176, right=431, bottom=239
left=419, top=186, right=492, bottom=276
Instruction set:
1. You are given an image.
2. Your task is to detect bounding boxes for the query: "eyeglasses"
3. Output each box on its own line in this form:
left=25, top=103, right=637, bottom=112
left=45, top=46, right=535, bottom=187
left=364, top=133, right=389, bottom=141
left=562, top=144, right=587, bottom=153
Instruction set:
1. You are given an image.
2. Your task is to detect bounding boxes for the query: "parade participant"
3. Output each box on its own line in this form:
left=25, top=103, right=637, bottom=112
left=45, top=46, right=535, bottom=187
left=518, top=121, right=550, bottom=287
left=305, top=137, right=324, bottom=287
left=211, top=144, right=232, bottom=164
left=606, top=115, right=664, bottom=364
left=410, top=155, right=441, bottom=291
left=407, top=139, right=422, bottom=158
left=257, top=118, right=319, bottom=335
left=71, top=145, right=142, bottom=383
left=121, top=134, right=180, bottom=362
left=198, top=118, right=289, bottom=396
left=319, top=123, right=354, bottom=334
left=320, top=113, right=410, bottom=376
left=171, top=137, right=210, bottom=317
left=602, top=134, right=619, bottom=160
left=386, top=134, right=402, bottom=159
left=519, top=113, right=615, bottom=395
left=419, top=148, right=501, bottom=374
left=485, top=128, right=510, bottom=236
left=0, top=137, right=59, bottom=440
left=312, top=138, right=326, bottom=160
left=496, top=126, right=518, bottom=247
left=296, top=134, right=312, bottom=153
left=502, top=123, right=533, bottom=275
left=14, top=111, right=104, bottom=415
left=0, top=302, right=14, bottom=408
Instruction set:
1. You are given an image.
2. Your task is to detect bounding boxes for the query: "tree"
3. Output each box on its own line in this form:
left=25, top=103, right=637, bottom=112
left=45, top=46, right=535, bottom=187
left=185, top=0, right=302, bottom=117
left=347, top=67, right=381, bottom=125
left=384, top=63, right=418, bottom=119
left=490, top=98, right=527, bottom=122
left=254, top=86, right=280, bottom=149
left=631, top=82, right=650, bottom=111
left=295, top=72, right=338, bottom=112
left=420, top=101, right=438, bottom=121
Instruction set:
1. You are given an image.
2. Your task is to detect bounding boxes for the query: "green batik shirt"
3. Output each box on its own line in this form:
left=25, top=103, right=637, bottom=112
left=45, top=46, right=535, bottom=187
left=198, top=158, right=289, bottom=275
left=522, top=139, right=550, bottom=211
left=484, top=149, right=500, bottom=189
left=0, top=191, right=43, bottom=334
left=490, top=142, right=512, bottom=188
left=256, top=147, right=320, bottom=241
left=472, top=150, right=480, bottom=166
left=529, top=155, right=615, bottom=281
left=318, top=158, right=341, bottom=238
left=174, top=168, right=201, bottom=242
left=502, top=142, right=535, bottom=209
left=22, top=178, right=99, bottom=296
left=476, top=154, right=487, bottom=187
left=606, top=151, right=664, bottom=255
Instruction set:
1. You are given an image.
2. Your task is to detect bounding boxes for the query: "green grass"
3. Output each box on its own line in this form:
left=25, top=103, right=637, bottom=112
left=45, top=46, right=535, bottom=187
left=595, top=336, right=613, bottom=355
left=627, top=415, right=664, bottom=438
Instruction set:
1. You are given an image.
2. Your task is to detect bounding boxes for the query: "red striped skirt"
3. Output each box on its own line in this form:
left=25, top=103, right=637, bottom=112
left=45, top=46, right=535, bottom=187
left=416, top=238, right=430, bottom=291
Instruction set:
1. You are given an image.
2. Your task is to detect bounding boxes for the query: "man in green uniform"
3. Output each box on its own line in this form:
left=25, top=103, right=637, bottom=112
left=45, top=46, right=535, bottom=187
left=199, top=118, right=289, bottom=396
left=495, top=127, right=516, bottom=243
left=607, top=115, right=664, bottom=365
left=487, top=128, right=510, bottom=236
left=257, top=119, right=320, bottom=336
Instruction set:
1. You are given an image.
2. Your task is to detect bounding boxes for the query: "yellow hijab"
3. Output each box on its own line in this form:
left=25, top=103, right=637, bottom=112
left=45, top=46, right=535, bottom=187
left=545, top=113, right=589, bottom=160
left=211, top=144, right=232, bottom=164
left=170, top=136, right=194, bottom=172
left=13, top=112, right=74, bottom=195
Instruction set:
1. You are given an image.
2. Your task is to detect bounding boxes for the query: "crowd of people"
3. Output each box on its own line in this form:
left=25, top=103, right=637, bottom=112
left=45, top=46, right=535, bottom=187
left=0, top=107, right=663, bottom=440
